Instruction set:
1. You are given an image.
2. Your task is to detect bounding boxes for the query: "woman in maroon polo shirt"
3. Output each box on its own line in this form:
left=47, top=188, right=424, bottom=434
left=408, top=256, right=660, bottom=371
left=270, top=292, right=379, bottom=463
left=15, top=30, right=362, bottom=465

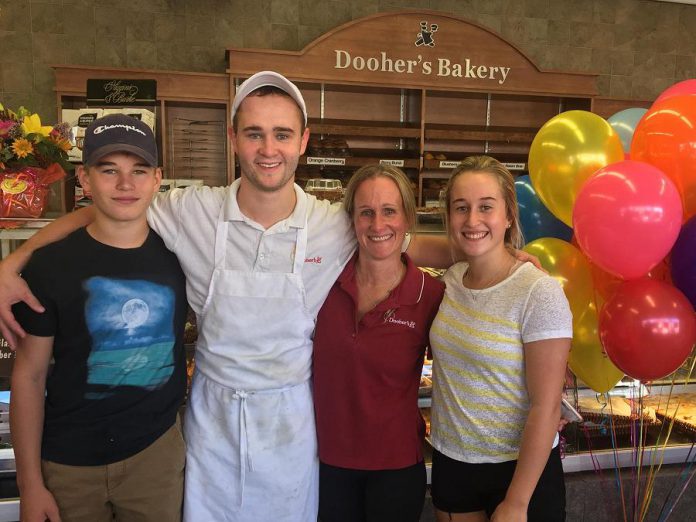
left=313, top=164, right=445, bottom=522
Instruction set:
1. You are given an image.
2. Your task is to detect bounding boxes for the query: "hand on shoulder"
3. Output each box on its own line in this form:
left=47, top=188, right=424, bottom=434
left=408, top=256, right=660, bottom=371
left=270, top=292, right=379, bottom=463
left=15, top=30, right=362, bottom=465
left=0, top=258, right=44, bottom=349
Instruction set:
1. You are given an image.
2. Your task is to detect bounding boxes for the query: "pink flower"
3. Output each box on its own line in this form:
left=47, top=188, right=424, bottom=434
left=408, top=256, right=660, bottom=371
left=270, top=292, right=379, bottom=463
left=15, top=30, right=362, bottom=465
left=0, top=119, right=17, bottom=137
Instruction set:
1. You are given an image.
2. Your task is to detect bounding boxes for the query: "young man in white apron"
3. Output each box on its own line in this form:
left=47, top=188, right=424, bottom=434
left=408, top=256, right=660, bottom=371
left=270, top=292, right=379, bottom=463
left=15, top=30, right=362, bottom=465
left=146, top=72, right=356, bottom=520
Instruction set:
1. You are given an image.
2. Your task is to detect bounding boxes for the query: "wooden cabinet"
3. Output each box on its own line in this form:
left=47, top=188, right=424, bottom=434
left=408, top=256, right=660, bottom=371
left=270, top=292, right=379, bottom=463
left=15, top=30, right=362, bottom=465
left=228, top=10, right=597, bottom=206
left=52, top=65, right=233, bottom=187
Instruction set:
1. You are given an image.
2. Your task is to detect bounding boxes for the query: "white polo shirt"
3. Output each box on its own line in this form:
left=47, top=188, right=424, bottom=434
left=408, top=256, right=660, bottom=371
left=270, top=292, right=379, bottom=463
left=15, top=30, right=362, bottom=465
left=147, top=179, right=356, bottom=319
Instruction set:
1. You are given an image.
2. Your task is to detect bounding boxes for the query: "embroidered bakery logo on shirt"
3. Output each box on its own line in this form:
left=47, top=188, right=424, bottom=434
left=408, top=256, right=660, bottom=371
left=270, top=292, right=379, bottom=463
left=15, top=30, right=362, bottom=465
left=383, top=309, right=416, bottom=328
left=305, top=256, right=323, bottom=264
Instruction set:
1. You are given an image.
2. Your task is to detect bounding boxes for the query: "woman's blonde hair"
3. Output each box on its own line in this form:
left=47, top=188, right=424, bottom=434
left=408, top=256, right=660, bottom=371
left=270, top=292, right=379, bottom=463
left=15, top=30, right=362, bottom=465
left=442, top=155, right=523, bottom=250
left=343, top=164, right=417, bottom=231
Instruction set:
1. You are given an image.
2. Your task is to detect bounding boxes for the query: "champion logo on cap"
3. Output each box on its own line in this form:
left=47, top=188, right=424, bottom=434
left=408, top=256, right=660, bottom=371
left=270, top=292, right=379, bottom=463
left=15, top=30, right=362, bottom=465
left=93, top=123, right=147, bottom=136
left=83, top=114, right=158, bottom=167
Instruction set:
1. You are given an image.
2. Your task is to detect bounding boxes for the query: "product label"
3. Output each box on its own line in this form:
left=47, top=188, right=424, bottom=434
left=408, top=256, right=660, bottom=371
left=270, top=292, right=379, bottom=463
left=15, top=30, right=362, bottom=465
left=438, top=161, right=461, bottom=169
left=306, top=157, right=346, bottom=166
left=502, top=162, right=526, bottom=171
left=0, top=178, right=28, bottom=194
left=379, top=159, right=405, bottom=167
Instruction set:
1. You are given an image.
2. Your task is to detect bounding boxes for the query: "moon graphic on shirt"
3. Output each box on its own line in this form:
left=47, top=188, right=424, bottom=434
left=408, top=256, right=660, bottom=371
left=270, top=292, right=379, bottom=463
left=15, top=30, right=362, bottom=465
left=121, top=298, right=149, bottom=329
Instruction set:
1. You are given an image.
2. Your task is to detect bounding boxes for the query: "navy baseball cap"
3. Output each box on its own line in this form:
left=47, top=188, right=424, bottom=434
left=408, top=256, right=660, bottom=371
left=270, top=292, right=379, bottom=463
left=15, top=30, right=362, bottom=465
left=83, top=114, right=158, bottom=167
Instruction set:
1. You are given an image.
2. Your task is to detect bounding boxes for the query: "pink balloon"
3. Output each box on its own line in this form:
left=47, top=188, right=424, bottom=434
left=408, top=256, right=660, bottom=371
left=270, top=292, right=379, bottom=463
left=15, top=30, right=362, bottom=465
left=655, top=79, right=696, bottom=103
left=573, top=160, right=682, bottom=279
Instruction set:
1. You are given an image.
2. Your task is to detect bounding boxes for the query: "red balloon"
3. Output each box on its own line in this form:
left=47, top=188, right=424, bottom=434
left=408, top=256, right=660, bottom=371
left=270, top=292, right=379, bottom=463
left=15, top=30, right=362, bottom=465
left=573, top=160, right=682, bottom=279
left=631, top=94, right=696, bottom=220
left=654, top=80, right=696, bottom=103
left=599, top=279, right=696, bottom=381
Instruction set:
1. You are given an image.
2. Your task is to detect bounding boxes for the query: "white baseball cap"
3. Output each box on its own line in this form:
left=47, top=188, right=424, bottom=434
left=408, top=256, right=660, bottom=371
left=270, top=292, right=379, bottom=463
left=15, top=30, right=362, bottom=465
left=231, top=71, right=308, bottom=125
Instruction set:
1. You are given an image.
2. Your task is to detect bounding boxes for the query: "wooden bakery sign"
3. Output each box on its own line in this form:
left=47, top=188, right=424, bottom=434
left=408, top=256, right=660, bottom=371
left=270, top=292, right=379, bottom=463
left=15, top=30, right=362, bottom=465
left=334, top=19, right=510, bottom=85
left=335, top=50, right=510, bottom=84
left=227, top=10, right=596, bottom=96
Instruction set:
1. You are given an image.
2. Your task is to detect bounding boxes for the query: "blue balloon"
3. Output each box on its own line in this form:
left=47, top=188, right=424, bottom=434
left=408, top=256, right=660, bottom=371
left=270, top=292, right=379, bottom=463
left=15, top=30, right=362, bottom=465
left=515, top=175, right=573, bottom=243
left=671, top=215, right=696, bottom=308
left=607, top=108, right=648, bottom=153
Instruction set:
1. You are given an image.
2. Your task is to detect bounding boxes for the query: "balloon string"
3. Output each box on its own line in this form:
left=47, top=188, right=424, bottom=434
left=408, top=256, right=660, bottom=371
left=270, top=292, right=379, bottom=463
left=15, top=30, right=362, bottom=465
left=640, top=357, right=696, bottom=521
left=580, top=420, right=624, bottom=521
left=654, top=358, right=696, bottom=521
left=607, top=393, right=629, bottom=522
left=656, top=442, right=696, bottom=522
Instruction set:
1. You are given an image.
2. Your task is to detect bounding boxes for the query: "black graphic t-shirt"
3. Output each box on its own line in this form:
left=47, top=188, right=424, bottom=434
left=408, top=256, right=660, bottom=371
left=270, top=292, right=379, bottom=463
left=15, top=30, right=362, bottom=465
left=14, top=227, right=187, bottom=466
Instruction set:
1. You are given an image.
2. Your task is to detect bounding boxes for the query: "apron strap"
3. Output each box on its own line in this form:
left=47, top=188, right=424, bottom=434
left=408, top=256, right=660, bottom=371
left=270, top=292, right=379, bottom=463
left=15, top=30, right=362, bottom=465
left=292, top=224, right=308, bottom=275
left=234, top=390, right=251, bottom=509
left=213, top=203, right=228, bottom=269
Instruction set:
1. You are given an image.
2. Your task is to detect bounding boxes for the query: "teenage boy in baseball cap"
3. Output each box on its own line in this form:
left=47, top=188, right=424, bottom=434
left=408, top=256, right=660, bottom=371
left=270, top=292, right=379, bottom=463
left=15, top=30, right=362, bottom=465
left=11, top=113, right=187, bottom=522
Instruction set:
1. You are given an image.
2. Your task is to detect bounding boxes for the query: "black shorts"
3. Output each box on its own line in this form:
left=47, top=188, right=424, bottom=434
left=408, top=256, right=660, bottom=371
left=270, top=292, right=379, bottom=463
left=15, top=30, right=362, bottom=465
left=319, top=460, right=426, bottom=522
left=431, top=445, right=566, bottom=521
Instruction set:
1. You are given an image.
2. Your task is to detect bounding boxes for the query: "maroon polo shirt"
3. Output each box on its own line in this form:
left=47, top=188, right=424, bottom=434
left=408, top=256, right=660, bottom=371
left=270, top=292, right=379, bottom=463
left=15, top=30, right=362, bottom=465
left=313, top=253, right=444, bottom=470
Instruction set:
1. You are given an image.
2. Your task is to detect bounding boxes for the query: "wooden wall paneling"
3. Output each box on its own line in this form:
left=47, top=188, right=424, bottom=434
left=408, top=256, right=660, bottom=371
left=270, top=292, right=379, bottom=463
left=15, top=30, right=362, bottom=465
left=562, top=97, right=592, bottom=112
left=322, top=84, right=405, bottom=122
left=424, top=91, right=489, bottom=126
left=53, top=65, right=229, bottom=102
left=591, top=97, right=652, bottom=118
left=488, top=94, right=560, bottom=128
left=297, top=82, right=322, bottom=121
left=158, top=99, right=167, bottom=173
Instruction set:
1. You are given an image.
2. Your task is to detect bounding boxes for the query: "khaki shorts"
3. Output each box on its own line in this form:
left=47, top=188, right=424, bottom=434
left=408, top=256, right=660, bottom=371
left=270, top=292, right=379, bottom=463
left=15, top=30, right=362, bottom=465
left=41, top=418, right=185, bottom=522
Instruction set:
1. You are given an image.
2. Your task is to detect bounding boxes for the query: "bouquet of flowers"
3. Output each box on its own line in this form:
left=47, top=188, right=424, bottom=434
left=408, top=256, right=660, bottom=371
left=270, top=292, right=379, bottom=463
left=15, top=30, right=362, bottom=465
left=0, top=103, right=73, bottom=220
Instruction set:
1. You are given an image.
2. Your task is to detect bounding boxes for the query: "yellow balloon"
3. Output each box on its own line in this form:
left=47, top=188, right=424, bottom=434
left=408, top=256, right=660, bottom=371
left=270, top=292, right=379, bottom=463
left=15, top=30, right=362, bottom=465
left=523, top=238, right=593, bottom=325
left=528, top=110, right=624, bottom=227
left=568, top=302, right=624, bottom=393
left=524, top=237, right=623, bottom=392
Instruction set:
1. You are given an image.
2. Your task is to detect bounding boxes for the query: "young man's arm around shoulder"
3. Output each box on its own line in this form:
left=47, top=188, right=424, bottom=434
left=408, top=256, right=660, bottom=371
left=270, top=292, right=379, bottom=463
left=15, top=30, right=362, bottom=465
left=0, top=207, right=94, bottom=347
left=10, top=334, right=62, bottom=522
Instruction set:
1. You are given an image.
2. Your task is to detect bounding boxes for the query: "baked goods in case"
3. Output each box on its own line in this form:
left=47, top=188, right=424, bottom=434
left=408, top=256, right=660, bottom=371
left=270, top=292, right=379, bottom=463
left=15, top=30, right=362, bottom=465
left=644, top=393, right=696, bottom=435
left=577, top=395, right=657, bottom=422
left=305, top=178, right=344, bottom=203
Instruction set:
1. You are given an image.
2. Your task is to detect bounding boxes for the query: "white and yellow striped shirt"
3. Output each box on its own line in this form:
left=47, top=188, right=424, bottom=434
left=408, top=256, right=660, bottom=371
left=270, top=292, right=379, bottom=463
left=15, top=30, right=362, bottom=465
left=429, top=261, right=572, bottom=464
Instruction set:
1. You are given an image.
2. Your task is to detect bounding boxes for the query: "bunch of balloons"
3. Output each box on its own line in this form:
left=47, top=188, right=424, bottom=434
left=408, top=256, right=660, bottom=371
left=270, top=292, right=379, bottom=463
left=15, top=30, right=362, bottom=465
left=524, top=80, right=696, bottom=388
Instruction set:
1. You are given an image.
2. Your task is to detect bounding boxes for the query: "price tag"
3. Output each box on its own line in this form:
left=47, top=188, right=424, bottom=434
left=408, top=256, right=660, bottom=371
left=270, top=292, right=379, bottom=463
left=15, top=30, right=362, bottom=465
left=306, top=157, right=346, bottom=166
left=379, top=159, right=405, bottom=167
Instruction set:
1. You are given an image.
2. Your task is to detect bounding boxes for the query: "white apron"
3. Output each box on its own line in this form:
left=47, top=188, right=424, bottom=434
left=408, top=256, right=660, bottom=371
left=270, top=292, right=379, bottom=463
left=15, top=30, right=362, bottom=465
left=183, top=198, right=318, bottom=522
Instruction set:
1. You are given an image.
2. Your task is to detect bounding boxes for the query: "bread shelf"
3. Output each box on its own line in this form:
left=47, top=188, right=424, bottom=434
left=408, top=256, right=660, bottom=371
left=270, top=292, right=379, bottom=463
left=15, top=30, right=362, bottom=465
left=308, top=119, right=421, bottom=139
left=424, top=124, right=537, bottom=142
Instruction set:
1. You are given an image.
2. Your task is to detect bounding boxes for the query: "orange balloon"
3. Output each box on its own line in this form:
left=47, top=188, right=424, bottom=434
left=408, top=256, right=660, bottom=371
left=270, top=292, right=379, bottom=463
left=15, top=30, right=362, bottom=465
left=590, top=262, right=622, bottom=301
left=632, top=94, right=696, bottom=220
left=590, top=255, right=672, bottom=301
